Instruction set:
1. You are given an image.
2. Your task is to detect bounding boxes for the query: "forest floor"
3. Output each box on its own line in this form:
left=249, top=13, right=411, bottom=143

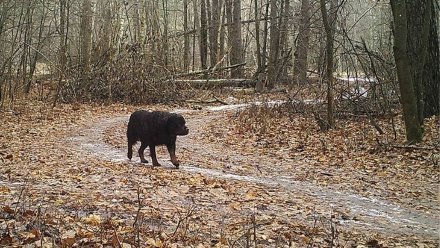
left=0, top=93, right=439, bottom=247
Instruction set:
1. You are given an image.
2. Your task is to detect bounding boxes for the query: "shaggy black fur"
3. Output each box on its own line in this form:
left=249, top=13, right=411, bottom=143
left=127, top=110, right=189, bottom=168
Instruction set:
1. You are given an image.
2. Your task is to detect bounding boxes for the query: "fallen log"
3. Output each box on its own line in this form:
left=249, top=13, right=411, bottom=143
left=167, top=63, right=247, bottom=79
left=171, top=78, right=256, bottom=88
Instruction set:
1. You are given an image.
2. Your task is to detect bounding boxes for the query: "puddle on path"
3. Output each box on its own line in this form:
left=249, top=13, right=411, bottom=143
left=68, top=105, right=439, bottom=238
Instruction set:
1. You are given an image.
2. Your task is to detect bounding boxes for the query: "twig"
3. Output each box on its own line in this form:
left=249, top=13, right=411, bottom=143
left=391, top=145, right=436, bottom=150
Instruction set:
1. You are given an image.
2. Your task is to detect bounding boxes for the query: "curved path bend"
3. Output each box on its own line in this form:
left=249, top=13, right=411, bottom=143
left=68, top=105, right=438, bottom=239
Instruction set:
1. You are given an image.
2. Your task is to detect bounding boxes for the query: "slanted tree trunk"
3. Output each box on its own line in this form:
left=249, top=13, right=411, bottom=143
left=390, top=0, right=423, bottom=143
left=293, top=0, right=310, bottom=85
left=266, top=0, right=280, bottom=89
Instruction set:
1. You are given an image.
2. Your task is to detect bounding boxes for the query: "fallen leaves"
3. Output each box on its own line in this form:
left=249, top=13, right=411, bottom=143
left=0, top=99, right=438, bottom=247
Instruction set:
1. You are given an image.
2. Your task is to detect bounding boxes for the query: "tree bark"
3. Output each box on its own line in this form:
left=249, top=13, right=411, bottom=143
left=210, top=0, right=220, bottom=66
left=183, top=0, right=190, bottom=72
left=266, top=0, right=280, bottom=89
left=200, top=0, right=208, bottom=69
left=278, top=0, right=291, bottom=81
left=229, top=0, right=244, bottom=77
left=423, top=0, right=439, bottom=117
left=193, top=0, right=200, bottom=70
left=390, top=0, right=423, bottom=143
left=319, top=0, right=336, bottom=129
left=293, top=0, right=310, bottom=85
left=79, top=0, right=92, bottom=76
left=53, top=0, right=68, bottom=107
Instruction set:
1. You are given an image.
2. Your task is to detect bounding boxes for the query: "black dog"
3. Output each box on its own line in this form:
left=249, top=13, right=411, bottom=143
left=127, top=110, right=189, bottom=168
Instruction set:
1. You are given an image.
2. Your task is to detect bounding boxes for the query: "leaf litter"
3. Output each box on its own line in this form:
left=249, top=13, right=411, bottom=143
left=0, top=99, right=438, bottom=247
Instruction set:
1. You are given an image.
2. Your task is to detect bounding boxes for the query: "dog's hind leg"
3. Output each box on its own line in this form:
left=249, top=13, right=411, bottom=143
left=138, top=142, right=149, bottom=163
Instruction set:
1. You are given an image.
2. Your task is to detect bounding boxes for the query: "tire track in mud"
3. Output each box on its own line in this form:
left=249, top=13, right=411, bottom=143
left=68, top=106, right=438, bottom=239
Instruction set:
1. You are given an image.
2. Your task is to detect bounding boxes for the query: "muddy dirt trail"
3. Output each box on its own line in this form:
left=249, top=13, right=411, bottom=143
left=68, top=105, right=438, bottom=240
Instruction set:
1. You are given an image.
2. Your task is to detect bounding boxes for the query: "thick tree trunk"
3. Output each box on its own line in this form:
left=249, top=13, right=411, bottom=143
left=406, top=0, right=432, bottom=124
left=423, top=0, right=439, bottom=117
left=390, top=0, right=423, bottom=143
left=229, top=0, right=244, bottom=77
left=293, top=0, right=310, bottom=85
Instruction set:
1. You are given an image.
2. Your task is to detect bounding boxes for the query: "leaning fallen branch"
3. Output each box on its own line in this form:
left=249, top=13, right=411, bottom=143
left=186, top=96, right=228, bottom=105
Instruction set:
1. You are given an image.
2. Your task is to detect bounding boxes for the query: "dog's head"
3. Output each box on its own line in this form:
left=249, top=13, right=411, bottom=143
left=167, top=114, right=189, bottom=136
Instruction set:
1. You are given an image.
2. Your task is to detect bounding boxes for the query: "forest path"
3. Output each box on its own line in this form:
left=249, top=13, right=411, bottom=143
left=68, top=104, right=438, bottom=240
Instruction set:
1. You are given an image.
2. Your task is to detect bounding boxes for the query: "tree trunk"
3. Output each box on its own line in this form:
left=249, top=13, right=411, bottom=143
left=266, top=0, right=280, bottom=89
left=406, top=0, right=432, bottom=124
left=183, top=0, right=190, bottom=72
left=423, top=0, right=439, bottom=117
left=79, top=0, right=92, bottom=76
left=293, top=0, right=310, bottom=85
left=254, top=0, right=261, bottom=73
left=219, top=0, right=226, bottom=72
left=210, top=0, right=220, bottom=67
left=133, top=0, right=141, bottom=43
left=193, top=0, right=200, bottom=70
left=229, top=0, right=243, bottom=77
left=53, top=0, right=68, bottom=107
left=319, top=0, right=336, bottom=129
left=162, top=0, right=169, bottom=66
left=278, top=0, right=291, bottom=81
left=261, top=1, right=270, bottom=75
left=390, top=0, right=423, bottom=143
left=200, top=0, right=208, bottom=69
